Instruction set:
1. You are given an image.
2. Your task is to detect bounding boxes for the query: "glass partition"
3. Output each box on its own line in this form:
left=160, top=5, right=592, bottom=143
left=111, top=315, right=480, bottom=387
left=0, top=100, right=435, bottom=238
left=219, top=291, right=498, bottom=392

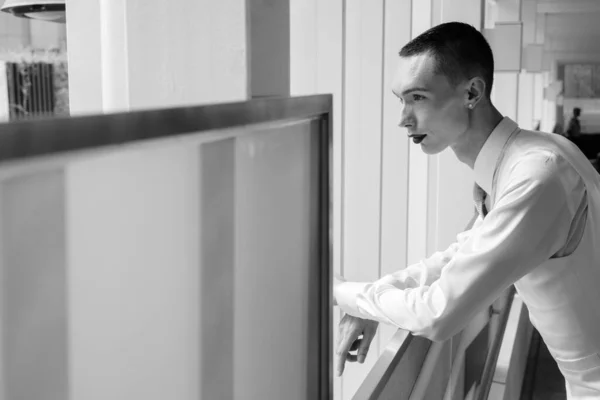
left=0, top=95, right=332, bottom=400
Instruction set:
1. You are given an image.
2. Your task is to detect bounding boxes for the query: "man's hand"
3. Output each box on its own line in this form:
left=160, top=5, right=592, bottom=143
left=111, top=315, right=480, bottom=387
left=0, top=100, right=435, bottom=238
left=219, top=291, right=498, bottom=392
left=336, top=314, right=379, bottom=377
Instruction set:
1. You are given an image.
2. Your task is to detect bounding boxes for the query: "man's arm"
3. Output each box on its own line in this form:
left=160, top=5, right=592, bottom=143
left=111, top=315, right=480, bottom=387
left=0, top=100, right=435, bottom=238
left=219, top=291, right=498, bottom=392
left=335, top=153, right=582, bottom=342
left=335, top=213, right=481, bottom=305
left=333, top=214, right=481, bottom=374
left=335, top=213, right=481, bottom=309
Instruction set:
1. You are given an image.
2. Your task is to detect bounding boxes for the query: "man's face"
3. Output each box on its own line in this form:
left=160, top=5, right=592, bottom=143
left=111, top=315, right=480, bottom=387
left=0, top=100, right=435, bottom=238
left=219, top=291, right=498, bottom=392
left=391, top=53, right=469, bottom=155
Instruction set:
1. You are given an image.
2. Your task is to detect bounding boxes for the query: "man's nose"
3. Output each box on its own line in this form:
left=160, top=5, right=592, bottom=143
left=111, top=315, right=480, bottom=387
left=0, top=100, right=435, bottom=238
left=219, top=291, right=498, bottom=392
left=398, top=104, right=413, bottom=128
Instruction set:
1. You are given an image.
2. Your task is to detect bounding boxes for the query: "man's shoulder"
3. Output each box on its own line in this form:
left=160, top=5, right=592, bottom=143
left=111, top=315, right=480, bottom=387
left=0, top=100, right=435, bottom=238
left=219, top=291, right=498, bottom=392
left=501, top=130, right=576, bottom=183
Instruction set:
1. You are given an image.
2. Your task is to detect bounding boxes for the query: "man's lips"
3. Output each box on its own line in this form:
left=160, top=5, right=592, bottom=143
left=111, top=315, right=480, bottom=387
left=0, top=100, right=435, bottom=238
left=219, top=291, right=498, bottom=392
left=408, top=134, right=426, bottom=144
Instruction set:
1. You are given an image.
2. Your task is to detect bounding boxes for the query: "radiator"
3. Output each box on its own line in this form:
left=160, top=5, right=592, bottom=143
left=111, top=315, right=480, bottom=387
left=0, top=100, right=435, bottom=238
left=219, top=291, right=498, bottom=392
left=0, top=61, right=60, bottom=121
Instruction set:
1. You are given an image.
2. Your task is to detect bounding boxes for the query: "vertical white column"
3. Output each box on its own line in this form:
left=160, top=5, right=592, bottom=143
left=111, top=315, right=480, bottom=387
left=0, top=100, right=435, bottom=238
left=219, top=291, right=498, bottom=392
left=518, top=0, right=537, bottom=130
left=493, top=73, right=520, bottom=120
left=533, top=73, right=544, bottom=127
left=65, top=0, right=103, bottom=114
left=291, top=0, right=344, bottom=282
left=543, top=70, right=557, bottom=132
left=0, top=62, right=8, bottom=122
left=406, top=0, right=433, bottom=266
left=380, top=0, right=412, bottom=279
left=342, top=0, right=383, bottom=297
left=379, top=0, right=413, bottom=371
left=431, top=0, right=483, bottom=257
left=98, top=0, right=130, bottom=112
left=535, top=12, right=554, bottom=131
left=518, top=73, right=536, bottom=130
left=68, top=0, right=248, bottom=114
left=290, top=1, right=345, bottom=397
left=487, top=1, right=522, bottom=122
left=340, top=1, right=386, bottom=396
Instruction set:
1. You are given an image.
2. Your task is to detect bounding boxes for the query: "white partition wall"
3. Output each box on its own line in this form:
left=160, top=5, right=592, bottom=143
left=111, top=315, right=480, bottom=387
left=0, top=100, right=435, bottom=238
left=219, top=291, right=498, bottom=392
left=0, top=97, right=332, bottom=400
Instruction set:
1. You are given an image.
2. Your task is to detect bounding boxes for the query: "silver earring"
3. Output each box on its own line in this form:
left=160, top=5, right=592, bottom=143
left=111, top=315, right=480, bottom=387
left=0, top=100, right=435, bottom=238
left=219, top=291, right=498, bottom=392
left=468, top=104, right=473, bottom=109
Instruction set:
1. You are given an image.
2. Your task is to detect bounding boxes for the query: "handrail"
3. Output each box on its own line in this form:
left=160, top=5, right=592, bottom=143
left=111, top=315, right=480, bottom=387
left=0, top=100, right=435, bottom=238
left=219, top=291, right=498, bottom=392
left=0, top=94, right=332, bottom=163
left=475, top=287, right=516, bottom=400
left=353, top=330, right=436, bottom=400
left=352, top=329, right=414, bottom=399
left=350, top=287, right=516, bottom=400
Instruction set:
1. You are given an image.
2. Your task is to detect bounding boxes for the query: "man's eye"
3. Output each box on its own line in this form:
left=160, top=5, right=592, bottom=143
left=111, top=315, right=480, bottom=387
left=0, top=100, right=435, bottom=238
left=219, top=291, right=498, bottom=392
left=413, top=94, right=425, bottom=101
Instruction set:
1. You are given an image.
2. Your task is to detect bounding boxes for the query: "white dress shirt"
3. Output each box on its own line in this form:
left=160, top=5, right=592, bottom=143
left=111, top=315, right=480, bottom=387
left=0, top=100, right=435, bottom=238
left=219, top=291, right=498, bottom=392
left=334, top=117, right=587, bottom=342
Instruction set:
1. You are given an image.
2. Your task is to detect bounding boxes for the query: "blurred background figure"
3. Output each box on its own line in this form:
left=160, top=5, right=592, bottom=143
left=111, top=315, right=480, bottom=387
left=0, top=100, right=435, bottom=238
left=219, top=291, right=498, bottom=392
left=566, top=107, right=582, bottom=138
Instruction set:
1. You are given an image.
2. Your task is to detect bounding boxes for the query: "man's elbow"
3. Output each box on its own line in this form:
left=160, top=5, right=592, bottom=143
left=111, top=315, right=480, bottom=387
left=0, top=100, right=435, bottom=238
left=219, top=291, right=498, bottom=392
left=414, top=318, right=455, bottom=343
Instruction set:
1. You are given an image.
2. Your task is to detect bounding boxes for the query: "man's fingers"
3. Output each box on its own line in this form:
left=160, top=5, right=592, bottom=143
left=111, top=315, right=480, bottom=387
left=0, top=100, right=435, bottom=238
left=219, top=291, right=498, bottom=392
left=356, top=342, right=371, bottom=364
left=336, top=351, right=346, bottom=377
left=336, top=316, right=379, bottom=375
left=336, top=330, right=359, bottom=377
left=349, top=338, right=362, bottom=352
left=357, top=323, right=378, bottom=364
left=337, top=330, right=358, bottom=357
left=336, top=349, right=359, bottom=376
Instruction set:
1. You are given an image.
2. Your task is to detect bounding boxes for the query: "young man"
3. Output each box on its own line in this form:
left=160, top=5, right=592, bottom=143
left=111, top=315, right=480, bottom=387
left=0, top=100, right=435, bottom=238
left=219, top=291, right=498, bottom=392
left=334, top=22, right=600, bottom=398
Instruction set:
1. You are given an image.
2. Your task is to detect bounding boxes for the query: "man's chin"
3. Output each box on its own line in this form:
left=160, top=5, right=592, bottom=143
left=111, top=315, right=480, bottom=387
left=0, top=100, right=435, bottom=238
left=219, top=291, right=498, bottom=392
left=420, top=143, right=445, bottom=155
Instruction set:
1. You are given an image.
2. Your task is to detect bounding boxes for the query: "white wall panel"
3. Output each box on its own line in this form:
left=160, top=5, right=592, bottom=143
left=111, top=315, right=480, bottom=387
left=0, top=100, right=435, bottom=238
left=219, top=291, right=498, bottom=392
left=407, top=0, right=433, bottom=266
left=518, top=72, right=536, bottom=130
left=341, top=1, right=385, bottom=396
left=379, top=0, right=413, bottom=350
left=493, top=73, right=520, bottom=120
left=430, top=0, right=482, bottom=258
left=290, top=1, right=345, bottom=396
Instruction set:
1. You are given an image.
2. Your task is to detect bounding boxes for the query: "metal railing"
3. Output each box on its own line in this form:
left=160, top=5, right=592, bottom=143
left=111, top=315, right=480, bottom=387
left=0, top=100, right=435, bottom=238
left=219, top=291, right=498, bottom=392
left=352, top=288, right=515, bottom=400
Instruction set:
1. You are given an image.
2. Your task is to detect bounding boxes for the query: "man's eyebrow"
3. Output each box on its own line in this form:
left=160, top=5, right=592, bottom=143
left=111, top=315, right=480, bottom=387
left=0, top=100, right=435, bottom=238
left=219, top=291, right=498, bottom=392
left=401, top=87, right=429, bottom=96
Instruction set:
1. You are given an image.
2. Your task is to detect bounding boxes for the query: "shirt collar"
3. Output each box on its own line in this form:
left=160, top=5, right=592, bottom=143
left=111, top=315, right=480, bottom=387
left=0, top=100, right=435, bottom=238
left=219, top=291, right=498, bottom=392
left=473, top=117, right=519, bottom=194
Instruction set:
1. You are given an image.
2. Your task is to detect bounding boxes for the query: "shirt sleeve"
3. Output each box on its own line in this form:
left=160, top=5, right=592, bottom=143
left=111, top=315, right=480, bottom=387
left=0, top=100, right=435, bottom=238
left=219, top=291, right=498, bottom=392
left=335, top=152, right=583, bottom=342
left=334, top=215, right=482, bottom=309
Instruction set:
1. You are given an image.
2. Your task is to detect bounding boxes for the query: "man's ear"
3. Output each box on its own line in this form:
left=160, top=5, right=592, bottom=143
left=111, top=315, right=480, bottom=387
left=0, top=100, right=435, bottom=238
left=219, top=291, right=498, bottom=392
left=464, top=77, right=486, bottom=109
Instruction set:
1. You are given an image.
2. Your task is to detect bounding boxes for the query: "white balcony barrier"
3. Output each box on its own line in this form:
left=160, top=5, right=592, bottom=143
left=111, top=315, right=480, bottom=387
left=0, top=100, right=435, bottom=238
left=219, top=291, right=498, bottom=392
left=0, top=95, right=333, bottom=400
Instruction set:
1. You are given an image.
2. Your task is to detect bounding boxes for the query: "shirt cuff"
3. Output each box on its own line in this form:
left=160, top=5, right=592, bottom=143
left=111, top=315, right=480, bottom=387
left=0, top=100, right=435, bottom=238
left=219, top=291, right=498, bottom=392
left=334, top=281, right=370, bottom=316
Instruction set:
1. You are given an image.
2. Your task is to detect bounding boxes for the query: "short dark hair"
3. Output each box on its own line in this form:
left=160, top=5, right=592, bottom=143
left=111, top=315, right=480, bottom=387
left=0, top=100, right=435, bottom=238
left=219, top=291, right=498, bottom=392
left=574, top=107, right=581, bottom=116
left=400, top=22, right=495, bottom=97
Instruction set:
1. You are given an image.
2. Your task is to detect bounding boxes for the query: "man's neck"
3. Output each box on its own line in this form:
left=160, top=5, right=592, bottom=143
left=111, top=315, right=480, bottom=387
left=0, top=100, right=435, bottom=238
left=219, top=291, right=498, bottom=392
left=451, top=103, right=504, bottom=169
